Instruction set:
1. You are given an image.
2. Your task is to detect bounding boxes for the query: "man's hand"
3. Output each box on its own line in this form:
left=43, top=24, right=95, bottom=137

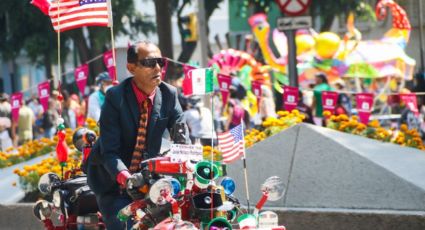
left=126, top=173, right=146, bottom=200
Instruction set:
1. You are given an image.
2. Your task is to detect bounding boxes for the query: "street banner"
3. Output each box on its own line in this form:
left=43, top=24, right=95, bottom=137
left=321, top=91, right=338, bottom=115
left=217, top=74, right=232, bottom=107
left=282, top=85, right=298, bottom=112
left=356, top=93, right=374, bottom=124
left=37, top=81, right=50, bottom=112
left=103, top=50, right=116, bottom=80
left=400, top=93, right=419, bottom=116
left=74, top=64, right=89, bottom=96
left=11, top=92, right=23, bottom=123
left=251, top=81, right=262, bottom=110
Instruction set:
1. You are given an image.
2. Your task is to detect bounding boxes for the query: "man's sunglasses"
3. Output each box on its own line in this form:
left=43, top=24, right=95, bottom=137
left=138, top=57, right=166, bottom=68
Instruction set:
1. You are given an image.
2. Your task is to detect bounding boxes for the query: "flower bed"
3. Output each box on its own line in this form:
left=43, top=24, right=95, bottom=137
left=324, top=112, right=424, bottom=150
left=0, top=138, right=56, bottom=168
left=13, top=110, right=423, bottom=196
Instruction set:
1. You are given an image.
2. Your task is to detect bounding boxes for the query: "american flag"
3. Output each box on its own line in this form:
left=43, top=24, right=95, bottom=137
left=48, top=0, right=110, bottom=32
left=218, top=124, right=245, bottom=164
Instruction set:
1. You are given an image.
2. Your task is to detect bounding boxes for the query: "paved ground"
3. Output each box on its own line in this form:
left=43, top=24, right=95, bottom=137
left=0, top=153, right=51, bottom=204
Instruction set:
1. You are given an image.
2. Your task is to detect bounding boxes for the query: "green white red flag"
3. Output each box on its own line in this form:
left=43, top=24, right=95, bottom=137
left=182, top=68, right=214, bottom=96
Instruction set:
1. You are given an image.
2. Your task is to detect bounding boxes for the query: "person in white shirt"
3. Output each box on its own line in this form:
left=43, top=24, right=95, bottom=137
left=87, top=72, right=113, bottom=122
left=184, top=96, right=216, bottom=145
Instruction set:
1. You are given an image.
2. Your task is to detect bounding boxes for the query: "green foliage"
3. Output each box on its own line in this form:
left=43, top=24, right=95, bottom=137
left=310, top=0, right=376, bottom=31
left=0, top=0, right=156, bottom=78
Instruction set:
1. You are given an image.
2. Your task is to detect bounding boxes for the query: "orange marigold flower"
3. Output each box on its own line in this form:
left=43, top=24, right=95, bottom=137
left=400, top=124, right=408, bottom=132
left=322, top=110, right=331, bottom=118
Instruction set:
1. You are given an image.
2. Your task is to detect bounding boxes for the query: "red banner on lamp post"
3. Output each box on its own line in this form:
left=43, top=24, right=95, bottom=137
left=74, top=64, right=89, bottom=96
left=11, top=92, right=23, bottom=123
left=283, top=85, right=299, bottom=112
left=400, top=93, right=419, bottom=116
left=217, top=74, right=232, bottom=107
left=252, top=81, right=263, bottom=111
left=38, top=81, right=50, bottom=112
left=321, top=91, right=338, bottom=115
left=103, top=50, right=116, bottom=80
left=356, top=93, right=374, bottom=124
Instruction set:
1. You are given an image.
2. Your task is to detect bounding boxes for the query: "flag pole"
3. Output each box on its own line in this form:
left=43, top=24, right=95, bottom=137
left=56, top=0, right=61, bottom=90
left=210, top=93, right=214, bottom=220
left=107, top=0, right=117, bottom=82
left=241, top=119, right=250, bottom=212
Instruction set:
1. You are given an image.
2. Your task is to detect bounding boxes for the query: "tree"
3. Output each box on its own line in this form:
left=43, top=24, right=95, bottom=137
left=310, top=0, right=376, bottom=32
left=0, top=1, right=70, bottom=91
left=154, top=0, right=178, bottom=59
left=175, top=0, right=223, bottom=62
left=67, top=0, right=156, bottom=84
left=233, top=0, right=375, bottom=32
left=0, top=0, right=156, bottom=91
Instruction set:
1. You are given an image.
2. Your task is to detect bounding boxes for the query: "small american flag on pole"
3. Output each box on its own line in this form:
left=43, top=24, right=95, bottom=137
left=218, top=124, right=245, bottom=164
left=49, top=0, right=110, bottom=32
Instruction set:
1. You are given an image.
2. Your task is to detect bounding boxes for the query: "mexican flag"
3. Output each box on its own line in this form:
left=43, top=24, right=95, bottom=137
left=182, top=68, right=214, bottom=96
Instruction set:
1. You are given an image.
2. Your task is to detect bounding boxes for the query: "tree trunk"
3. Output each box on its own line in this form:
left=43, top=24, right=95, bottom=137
left=70, top=29, right=90, bottom=64
left=44, top=51, right=52, bottom=82
left=154, top=0, right=174, bottom=59
left=177, top=42, right=197, bottom=63
left=88, top=28, right=105, bottom=85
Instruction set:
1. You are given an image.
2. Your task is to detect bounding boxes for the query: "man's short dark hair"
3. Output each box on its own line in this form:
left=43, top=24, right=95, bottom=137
left=127, top=41, right=155, bottom=64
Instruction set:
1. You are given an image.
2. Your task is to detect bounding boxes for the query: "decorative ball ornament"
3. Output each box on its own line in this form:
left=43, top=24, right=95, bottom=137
left=315, top=32, right=341, bottom=59
left=112, top=80, right=120, bottom=86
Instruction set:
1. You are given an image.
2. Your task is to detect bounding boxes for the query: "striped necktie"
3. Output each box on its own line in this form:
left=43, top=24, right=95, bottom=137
left=129, top=99, right=149, bottom=173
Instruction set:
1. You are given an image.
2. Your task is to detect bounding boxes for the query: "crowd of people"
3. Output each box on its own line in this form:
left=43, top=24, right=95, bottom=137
left=0, top=72, right=114, bottom=151
left=5, top=41, right=422, bottom=229
left=1, top=67, right=424, bottom=153
left=175, top=71, right=425, bottom=144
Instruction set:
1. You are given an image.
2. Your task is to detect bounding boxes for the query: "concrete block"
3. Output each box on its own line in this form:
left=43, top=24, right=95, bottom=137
left=227, top=123, right=425, bottom=211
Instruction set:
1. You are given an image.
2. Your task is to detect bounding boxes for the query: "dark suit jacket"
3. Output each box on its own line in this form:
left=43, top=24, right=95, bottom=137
left=87, top=77, right=185, bottom=195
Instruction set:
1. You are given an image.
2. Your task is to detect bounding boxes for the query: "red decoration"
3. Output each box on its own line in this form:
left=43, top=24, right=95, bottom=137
left=376, top=0, right=411, bottom=30
left=57, top=94, right=64, bottom=102
left=274, top=0, right=312, bottom=16
left=56, top=130, right=69, bottom=165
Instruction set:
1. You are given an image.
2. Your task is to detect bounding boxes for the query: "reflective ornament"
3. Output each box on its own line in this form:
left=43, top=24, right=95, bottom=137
left=220, top=177, right=236, bottom=195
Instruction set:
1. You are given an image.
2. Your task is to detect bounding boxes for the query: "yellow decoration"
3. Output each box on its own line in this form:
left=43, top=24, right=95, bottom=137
left=249, top=14, right=286, bottom=73
left=296, top=34, right=315, bottom=55
left=315, top=32, right=341, bottom=59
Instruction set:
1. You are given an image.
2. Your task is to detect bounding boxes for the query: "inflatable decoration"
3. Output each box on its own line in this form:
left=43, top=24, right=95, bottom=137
left=295, top=33, right=316, bottom=57
left=248, top=13, right=287, bottom=73
left=208, top=48, right=271, bottom=87
left=376, top=0, right=411, bottom=47
left=315, top=32, right=341, bottom=60
left=248, top=1, right=415, bottom=89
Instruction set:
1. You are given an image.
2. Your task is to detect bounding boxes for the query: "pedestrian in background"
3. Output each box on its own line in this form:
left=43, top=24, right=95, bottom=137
left=0, top=93, right=12, bottom=150
left=87, top=72, right=113, bottom=122
left=16, top=99, right=34, bottom=145
left=312, top=73, right=333, bottom=126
